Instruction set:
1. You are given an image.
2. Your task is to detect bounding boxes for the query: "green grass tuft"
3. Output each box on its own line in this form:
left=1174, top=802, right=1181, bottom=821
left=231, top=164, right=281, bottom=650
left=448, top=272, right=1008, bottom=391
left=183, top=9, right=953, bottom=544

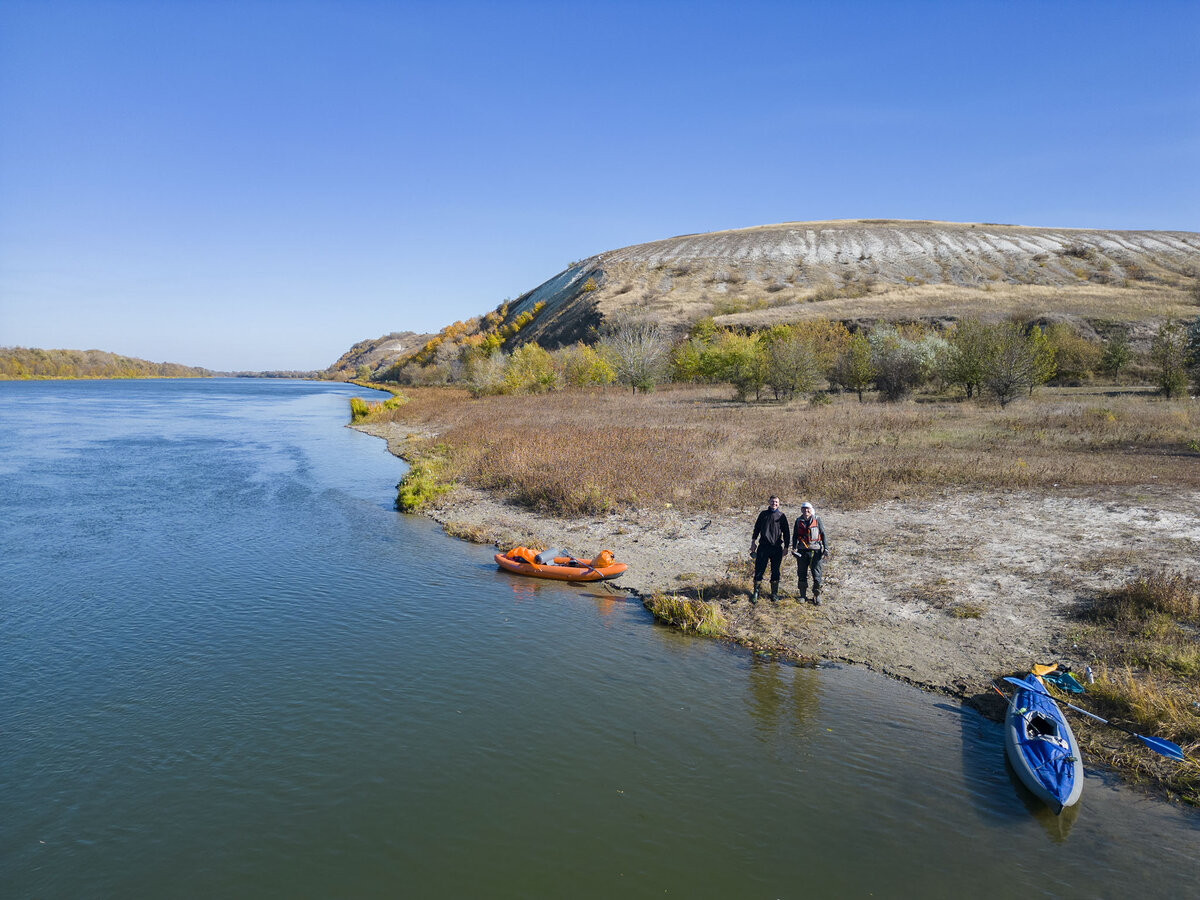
left=643, top=592, right=726, bottom=637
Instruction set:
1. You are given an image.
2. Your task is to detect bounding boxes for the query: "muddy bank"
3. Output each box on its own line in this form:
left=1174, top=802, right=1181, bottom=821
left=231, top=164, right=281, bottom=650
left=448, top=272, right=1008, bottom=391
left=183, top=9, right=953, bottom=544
left=356, top=420, right=1200, bottom=700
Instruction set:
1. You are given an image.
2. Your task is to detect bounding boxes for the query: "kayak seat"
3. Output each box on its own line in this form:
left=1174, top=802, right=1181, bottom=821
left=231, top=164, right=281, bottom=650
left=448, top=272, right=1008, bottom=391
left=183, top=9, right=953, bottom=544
left=1026, top=714, right=1058, bottom=739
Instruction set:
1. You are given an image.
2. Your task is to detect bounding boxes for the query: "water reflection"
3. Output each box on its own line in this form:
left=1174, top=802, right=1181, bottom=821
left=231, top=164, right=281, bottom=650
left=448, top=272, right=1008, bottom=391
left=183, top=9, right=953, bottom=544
left=745, top=654, right=821, bottom=742
left=945, top=698, right=1084, bottom=841
left=1009, top=760, right=1082, bottom=842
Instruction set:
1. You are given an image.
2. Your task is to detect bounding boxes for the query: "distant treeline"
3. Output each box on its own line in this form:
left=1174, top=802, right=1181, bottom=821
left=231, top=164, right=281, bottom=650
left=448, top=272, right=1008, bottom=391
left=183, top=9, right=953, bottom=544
left=230, top=370, right=326, bottom=379
left=0, top=347, right=211, bottom=380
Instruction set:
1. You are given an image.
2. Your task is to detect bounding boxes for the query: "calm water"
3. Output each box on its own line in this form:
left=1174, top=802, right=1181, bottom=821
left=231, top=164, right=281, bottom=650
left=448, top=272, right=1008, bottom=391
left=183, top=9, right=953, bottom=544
left=1, top=378, right=1197, bottom=899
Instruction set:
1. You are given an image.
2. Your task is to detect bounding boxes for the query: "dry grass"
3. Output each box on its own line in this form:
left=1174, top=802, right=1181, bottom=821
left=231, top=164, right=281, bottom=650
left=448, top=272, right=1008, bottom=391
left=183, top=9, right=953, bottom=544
left=376, top=385, right=1200, bottom=516
left=1069, top=573, right=1200, bottom=803
left=716, top=282, right=1196, bottom=330
left=1077, top=571, right=1200, bottom=676
left=1069, top=663, right=1200, bottom=805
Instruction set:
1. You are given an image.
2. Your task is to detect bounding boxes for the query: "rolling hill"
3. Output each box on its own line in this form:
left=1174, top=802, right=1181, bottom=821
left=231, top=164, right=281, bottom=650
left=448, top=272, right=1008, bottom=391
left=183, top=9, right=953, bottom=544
left=334, top=219, right=1200, bottom=374
left=505, top=219, right=1200, bottom=349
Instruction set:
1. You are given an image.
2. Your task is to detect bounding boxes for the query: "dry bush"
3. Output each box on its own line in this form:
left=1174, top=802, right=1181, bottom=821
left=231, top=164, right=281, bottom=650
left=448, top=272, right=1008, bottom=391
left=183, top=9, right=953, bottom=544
left=1088, top=571, right=1200, bottom=624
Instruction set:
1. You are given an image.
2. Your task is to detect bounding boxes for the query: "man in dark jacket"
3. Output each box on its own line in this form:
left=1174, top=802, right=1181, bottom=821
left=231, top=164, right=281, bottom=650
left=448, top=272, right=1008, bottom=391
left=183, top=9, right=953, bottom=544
left=749, top=495, right=790, bottom=603
left=792, top=501, right=829, bottom=604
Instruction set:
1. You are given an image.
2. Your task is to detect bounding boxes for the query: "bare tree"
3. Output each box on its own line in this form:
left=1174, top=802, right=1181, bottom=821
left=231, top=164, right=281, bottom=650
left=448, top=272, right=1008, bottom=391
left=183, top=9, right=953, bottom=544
left=599, top=319, right=669, bottom=394
left=982, top=322, right=1038, bottom=407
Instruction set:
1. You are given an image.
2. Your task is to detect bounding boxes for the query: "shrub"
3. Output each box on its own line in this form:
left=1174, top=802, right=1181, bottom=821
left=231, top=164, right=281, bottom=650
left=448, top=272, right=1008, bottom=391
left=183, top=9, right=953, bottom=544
left=705, top=330, right=767, bottom=401
left=463, top=351, right=508, bottom=397
left=830, top=332, right=875, bottom=401
left=1043, top=322, right=1101, bottom=384
left=554, top=343, right=616, bottom=388
left=1187, top=317, right=1200, bottom=394
left=502, top=343, right=558, bottom=394
left=600, top=319, right=670, bottom=394
left=395, top=447, right=452, bottom=512
left=869, top=326, right=927, bottom=401
left=349, top=393, right=404, bottom=422
left=670, top=336, right=709, bottom=384
left=1101, top=331, right=1132, bottom=382
left=762, top=327, right=820, bottom=400
left=1150, top=319, right=1189, bottom=398
left=1089, top=571, right=1200, bottom=624
left=1062, top=244, right=1096, bottom=260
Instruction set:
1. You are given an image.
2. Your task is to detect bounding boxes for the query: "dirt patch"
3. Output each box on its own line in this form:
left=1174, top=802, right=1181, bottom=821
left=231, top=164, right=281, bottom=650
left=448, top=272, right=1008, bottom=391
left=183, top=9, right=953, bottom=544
left=355, top=421, right=1200, bottom=699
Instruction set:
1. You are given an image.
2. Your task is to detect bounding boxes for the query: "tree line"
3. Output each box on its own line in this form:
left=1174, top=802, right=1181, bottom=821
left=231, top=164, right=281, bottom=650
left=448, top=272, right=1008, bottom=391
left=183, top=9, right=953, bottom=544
left=371, top=314, right=1200, bottom=404
left=0, top=347, right=210, bottom=380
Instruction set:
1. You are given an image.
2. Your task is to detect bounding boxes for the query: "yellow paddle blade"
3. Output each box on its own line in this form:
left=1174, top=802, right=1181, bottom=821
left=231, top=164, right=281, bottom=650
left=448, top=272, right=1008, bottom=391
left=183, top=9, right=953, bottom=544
left=1032, top=662, right=1059, bottom=677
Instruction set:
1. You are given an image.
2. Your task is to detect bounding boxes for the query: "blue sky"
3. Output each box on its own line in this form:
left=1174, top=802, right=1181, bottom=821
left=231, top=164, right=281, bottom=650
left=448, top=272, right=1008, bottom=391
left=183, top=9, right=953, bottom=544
left=2, top=0, right=1197, bottom=371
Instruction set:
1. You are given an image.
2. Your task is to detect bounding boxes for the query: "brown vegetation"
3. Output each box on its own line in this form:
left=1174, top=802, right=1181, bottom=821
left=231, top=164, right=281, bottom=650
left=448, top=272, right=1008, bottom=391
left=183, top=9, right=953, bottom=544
left=376, top=384, right=1200, bottom=517
left=1066, top=572, right=1200, bottom=803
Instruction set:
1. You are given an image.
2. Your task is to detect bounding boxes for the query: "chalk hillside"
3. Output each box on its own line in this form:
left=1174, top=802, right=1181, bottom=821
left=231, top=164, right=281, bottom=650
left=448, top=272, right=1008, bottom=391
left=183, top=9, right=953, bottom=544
left=503, top=219, right=1200, bottom=349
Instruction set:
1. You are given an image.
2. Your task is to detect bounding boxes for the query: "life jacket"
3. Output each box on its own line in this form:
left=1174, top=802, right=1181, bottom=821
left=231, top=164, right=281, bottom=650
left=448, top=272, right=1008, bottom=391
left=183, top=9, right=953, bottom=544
left=798, top=516, right=822, bottom=550
left=592, top=550, right=615, bottom=568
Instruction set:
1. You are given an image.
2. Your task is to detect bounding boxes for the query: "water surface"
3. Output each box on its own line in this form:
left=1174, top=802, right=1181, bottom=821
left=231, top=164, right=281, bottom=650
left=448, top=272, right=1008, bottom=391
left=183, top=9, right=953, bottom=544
left=1, top=379, right=1197, bottom=898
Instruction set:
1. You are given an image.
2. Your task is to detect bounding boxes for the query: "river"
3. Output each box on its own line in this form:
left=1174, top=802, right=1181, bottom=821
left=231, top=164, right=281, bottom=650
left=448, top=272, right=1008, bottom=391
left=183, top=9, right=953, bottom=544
left=1, top=378, right=1196, bottom=898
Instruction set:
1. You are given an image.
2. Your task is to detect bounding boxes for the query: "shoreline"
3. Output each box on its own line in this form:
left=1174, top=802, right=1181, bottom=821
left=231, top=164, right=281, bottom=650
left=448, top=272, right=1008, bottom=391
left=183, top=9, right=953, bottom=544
left=354, top=420, right=1200, bottom=700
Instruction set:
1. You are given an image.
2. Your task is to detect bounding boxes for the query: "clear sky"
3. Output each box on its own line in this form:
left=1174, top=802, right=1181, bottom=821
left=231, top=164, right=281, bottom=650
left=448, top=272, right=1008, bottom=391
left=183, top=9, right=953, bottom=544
left=2, top=0, right=1197, bottom=371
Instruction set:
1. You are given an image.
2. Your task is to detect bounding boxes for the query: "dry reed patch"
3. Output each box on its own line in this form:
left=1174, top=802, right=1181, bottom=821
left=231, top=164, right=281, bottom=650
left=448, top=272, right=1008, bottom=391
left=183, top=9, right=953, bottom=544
left=376, top=386, right=1200, bottom=516
left=1070, top=663, right=1200, bottom=804
left=1068, top=574, right=1200, bottom=803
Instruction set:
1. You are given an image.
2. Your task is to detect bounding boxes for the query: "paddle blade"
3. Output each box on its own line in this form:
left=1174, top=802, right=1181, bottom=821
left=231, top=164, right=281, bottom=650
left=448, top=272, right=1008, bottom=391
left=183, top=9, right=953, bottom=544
left=1139, top=734, right=1187, bottom=762
left=1003, top=675, right=1046, bottom=695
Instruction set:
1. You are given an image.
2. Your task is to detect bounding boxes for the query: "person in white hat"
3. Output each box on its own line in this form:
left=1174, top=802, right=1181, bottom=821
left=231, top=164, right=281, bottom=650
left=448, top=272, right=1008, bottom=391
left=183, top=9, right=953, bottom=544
left=791, top=501, right=829, bottom=604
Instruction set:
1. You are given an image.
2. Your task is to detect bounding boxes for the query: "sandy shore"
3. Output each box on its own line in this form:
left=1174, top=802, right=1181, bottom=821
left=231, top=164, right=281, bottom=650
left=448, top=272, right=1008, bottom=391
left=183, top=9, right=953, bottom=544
left=355, top=421, right=1200, bottom=702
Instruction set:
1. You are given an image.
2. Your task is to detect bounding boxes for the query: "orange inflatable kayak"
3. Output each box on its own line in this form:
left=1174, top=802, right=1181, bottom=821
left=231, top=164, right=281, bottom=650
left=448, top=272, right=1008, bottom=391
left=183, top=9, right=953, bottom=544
left=495, top=547, right=627, bottom=582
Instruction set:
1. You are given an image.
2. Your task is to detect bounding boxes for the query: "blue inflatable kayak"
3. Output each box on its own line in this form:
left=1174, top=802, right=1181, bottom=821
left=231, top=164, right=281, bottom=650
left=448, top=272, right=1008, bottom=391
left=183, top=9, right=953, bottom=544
left=1003, top=674, right=1084, bottom=814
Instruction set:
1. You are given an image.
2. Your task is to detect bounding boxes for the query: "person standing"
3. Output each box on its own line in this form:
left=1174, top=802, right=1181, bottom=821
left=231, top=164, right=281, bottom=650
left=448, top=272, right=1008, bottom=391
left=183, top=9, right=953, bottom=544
left=749, top=496, right=790, bottom=604
left=792, top=501, right=829, bottom=604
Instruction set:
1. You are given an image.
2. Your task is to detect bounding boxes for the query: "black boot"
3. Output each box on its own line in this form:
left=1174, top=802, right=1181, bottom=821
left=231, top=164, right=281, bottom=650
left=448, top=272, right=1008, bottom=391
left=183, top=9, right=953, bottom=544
left=750, top=582, right=760, bottom=604
left=811, top=589, right=821, bottom=606
left=770, top=580, right=779, bottom=603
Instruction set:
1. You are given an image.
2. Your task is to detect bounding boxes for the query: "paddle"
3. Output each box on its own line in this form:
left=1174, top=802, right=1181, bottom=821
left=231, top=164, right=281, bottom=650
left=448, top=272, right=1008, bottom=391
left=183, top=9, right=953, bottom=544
left=564, top=556, right=602, bottom=580
left=1002, top=676, right=1186, bottom=762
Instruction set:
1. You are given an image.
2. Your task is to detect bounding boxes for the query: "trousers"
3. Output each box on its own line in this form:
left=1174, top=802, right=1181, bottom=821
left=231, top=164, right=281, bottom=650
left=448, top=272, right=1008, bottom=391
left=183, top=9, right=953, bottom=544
left=796, top=549, right=824, bottom=596
left=753, top=544, right=784, bottom=583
